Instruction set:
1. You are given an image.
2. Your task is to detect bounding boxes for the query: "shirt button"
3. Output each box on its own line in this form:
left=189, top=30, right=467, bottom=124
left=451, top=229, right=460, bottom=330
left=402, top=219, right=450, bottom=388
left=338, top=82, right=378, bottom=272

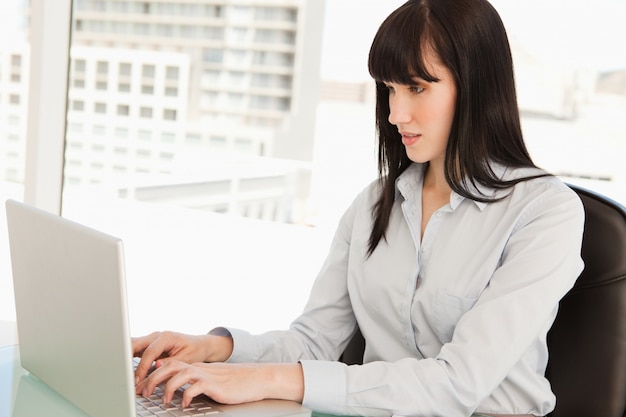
left=436, top=212, right=443, bottom=217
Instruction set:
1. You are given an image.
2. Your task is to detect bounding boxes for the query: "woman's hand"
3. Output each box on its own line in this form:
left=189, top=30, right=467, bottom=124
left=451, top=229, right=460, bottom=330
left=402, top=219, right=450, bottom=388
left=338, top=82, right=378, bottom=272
left=137, top=360, right=305, bottom=407
left=132, top=331, right=233, bottom=384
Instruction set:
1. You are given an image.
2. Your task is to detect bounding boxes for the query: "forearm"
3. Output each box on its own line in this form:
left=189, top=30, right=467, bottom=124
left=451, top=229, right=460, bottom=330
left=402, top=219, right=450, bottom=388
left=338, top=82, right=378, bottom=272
left=205, top=334, right=234, bottom=362
left=262, top=363, right=304, bottom=402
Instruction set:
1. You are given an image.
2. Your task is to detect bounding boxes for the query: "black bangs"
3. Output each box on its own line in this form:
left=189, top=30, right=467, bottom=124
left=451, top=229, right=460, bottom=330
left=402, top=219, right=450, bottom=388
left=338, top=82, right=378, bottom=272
left=368, top=1, right=439, bottom=84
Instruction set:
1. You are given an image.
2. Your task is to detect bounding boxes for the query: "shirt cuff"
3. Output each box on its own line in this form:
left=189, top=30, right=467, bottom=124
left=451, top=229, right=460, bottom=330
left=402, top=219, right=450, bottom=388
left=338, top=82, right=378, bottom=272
left=218, top=327, right=262, bottom=363
left=208, top=327, right=232, bottom=337
left=300, top=359, right=347, bottom=415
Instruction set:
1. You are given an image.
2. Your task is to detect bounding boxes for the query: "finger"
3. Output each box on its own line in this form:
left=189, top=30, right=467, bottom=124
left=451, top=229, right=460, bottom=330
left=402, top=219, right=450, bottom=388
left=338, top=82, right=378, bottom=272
left=180, top=380, right=211, bottom=408
left=131, top=332, right=158, bottom=357
left=135, top=357, right=156, bottom=384
left=162, top=366, right=203, bottom=405
left=143, top=360, right=187, bottom=398
left=134, top=335, right=168, bottom=382
left=135, top=376, right=147, bottom=395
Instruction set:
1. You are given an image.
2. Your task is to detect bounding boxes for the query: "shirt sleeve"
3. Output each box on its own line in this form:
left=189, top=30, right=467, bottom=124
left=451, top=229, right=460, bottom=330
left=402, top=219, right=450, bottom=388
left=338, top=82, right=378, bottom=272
left=300, top=184, right=585, bottom=417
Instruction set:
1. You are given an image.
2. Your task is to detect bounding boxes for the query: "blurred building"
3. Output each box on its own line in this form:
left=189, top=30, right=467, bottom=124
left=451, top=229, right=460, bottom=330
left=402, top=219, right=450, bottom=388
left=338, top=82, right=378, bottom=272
left=0, top=42, right=30, bottom=184
left=70, top=0, right=325, bottom=162
left=1, top=1, right=326, bottom=223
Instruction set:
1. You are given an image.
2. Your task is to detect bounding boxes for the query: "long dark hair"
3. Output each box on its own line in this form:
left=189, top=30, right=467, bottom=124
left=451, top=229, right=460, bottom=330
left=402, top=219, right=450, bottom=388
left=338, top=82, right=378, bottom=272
left=366, top=0, right=544, bottom=255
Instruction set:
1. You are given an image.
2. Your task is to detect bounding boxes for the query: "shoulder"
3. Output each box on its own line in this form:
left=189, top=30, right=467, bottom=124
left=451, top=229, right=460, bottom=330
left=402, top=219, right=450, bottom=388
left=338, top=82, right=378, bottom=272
left=348, top=178, right=382, bottom=214
left=498, top=166, right=584, bottom=225
left=503, top=166, right=580, bottom=200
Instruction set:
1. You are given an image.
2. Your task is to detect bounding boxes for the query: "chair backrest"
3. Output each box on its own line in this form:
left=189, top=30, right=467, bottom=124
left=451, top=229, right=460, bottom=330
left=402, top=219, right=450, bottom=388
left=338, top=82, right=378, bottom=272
left=546, top=184, right=626, bottom=417
left=340, top=184, right=626, bottom=417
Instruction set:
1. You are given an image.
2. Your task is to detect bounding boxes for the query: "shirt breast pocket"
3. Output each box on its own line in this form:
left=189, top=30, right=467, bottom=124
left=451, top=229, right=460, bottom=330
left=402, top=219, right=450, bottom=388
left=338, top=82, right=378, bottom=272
left=432, top=290, right=479, bottom=343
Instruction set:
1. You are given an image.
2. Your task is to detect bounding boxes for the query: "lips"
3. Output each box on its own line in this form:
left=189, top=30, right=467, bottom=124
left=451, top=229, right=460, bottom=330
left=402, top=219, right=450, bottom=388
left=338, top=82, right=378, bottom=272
left=401, top=133, right=421, bottom=147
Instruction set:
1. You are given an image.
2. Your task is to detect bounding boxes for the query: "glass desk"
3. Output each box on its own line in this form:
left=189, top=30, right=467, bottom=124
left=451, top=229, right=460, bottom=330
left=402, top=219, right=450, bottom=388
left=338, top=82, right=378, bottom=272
left=0, top=345, right=497, bottom=417
left=0, top=345, right=91, bottom=416
left=0, top=345, right=345, bottom=417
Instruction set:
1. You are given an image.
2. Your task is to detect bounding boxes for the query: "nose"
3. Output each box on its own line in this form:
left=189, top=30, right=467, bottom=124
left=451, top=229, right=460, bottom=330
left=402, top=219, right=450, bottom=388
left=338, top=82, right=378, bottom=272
left=387, top=92, right=412, bottom=126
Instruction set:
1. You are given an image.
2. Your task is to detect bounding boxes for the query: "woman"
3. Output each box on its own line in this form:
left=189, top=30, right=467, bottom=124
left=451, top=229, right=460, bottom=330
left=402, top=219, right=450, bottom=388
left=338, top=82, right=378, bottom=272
left=133, top=1, right=584, bottom=416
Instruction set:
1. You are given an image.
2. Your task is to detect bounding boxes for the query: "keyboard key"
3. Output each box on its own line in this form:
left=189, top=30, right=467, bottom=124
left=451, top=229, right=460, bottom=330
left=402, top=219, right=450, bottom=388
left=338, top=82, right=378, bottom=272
left=135, top=382, right=222, bottom=416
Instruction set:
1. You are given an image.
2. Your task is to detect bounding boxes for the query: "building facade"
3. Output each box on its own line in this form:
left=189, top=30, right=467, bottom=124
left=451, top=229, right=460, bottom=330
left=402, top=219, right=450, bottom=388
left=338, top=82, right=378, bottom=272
left=0, top=1, right=325, bottom=223
left=71, top=0, right=325, bottom=162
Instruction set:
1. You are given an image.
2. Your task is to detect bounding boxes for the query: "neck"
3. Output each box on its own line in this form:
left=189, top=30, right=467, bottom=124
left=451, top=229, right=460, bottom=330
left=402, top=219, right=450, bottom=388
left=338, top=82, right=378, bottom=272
left=423, top=161, right=451, bottom=194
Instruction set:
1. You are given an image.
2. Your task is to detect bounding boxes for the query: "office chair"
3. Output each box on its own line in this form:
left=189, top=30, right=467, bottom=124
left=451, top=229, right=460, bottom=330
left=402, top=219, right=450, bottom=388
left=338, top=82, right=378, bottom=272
left=545, top=184, right=626, bottom=417
left=339, top=184, right=626, bottom=417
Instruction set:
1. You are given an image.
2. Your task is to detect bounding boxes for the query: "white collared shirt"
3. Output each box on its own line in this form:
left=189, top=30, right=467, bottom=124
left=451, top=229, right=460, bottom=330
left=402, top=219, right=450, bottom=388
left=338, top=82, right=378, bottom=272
left=226, top=163, right=584, bottom=417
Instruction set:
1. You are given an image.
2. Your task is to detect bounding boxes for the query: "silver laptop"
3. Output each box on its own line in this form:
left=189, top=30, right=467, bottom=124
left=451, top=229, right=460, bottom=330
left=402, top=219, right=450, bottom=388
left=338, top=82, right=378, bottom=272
left=5, top=199, right=310, bottom=417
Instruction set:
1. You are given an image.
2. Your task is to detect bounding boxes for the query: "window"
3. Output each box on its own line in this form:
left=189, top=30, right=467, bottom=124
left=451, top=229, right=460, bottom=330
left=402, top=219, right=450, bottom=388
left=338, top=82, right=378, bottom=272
left=115, top=127, right=129, bottom=138
left=11, top=54, right=22, bottom=67
left=1, top=0, right=30, bottom=324
left=165, top=66, right=179, bottom=80
left=71, top=100, right=84, bottom=111
left=139, top=107, right=152, bottom=118
left=74, top=59, right=86, bottom=72
left=134, top=23, right=149, bottom=35
left=230, top=28, right=248, bottom=42
left=96, top=61, right=108, bottom=74
left=159, top=152, right=174, bottom=162
left=119, top=62, right=132, bottom=76
left=161, top=132, right=175, bottom=142
left=93, top=125, right=106, bottom=135
left=68, top=122, right=83, bottom=133
left=485, top=0, right=626, bottom=203
left=185, top=133, right=201, bottom=143
left=227, top=93, right=244, bottom=107
left=7, top=115, right=20, bottom=126
left=228, top=71, right=246, bottom=86
left=202, top=70, right=220, bottom=85
left=203, top=48, right=223, bottom=63
left=94, top=102, right=107, bottom=113
left=204, top=27, right=224, bottom=40
left=142, top=64, right=155, bottom=79
left=137, top=149, right=151, bottom=158
left=201, top=91, right=219, bottom=106
left=138, top=130, right=152, bottom=141
left=116, top=104, right=130, bottom=116
left=156, top=24, right=173, bottom=37
left=163, top=109, right=177, bottom=121
left=12, top=0, right=619, bottom=340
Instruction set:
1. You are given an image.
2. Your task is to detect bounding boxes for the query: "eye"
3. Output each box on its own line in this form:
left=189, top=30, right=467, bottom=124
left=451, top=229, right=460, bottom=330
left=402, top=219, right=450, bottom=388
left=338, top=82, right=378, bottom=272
left=384, top=83, right=395, bottom=94
left=408, top=85, right=425, bottom=94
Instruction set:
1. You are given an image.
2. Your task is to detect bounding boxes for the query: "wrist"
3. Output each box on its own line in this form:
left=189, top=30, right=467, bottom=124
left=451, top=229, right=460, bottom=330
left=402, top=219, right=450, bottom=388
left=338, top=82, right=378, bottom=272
left=204, top=327, right=233, bottom=362
left=263, top=363, right=304, bottom=402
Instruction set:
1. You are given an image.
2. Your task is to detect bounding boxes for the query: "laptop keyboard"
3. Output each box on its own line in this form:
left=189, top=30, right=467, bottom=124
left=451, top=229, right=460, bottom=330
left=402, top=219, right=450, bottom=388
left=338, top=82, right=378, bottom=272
left=136, top=385, right=222, bottom=416
left=133, top=358, right=222, bottom=416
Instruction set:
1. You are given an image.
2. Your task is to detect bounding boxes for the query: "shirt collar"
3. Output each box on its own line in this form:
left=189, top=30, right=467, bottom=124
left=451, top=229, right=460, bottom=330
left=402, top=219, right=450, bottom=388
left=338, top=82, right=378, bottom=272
left=395, top=162, right=508, bottom=212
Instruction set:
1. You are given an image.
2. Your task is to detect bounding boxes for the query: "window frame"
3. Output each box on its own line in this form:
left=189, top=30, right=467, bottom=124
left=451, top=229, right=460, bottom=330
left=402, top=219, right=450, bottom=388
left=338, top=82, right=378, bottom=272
left=24, top=0, right=72, bottom=214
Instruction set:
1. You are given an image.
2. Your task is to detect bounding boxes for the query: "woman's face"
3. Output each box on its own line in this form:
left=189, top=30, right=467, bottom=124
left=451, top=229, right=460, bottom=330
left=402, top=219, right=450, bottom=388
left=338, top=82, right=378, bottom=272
left=385, top=50, right=457, bottom=167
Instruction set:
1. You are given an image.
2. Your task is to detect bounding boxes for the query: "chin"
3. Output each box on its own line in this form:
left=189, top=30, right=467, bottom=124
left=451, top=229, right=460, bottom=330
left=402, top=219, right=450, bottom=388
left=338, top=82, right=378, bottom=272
left=405, top=150, right=430, bottom=164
